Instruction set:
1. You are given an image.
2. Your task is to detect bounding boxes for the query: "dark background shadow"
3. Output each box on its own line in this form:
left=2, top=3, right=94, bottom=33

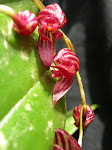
left=43, top=0, right=112, bottom=149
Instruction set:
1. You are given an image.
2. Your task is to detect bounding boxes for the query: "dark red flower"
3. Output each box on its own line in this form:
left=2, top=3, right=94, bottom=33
left=37, top=3, right=67, bottom=69
left=54, top=129, right=81, bottom=150
left=13, top=10, right=38, bottom=36
left=51, top=48, right=79, bottom=106
left=73, top=105, right=94, bottom=129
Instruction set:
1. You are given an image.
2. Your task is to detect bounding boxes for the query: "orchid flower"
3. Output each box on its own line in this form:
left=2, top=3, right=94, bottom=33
left=73, top=105, right=94, bottom=129
left=54, top=129, right=81, bottom=150
left=37, top=3, right=67, bottom=69
left=51, top=48, right=79, bottom=107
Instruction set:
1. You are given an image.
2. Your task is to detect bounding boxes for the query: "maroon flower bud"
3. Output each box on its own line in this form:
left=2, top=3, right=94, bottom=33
left=51, top=48, right=79, bottom=106
left=13, top=10, right=38, bottom=36
left=54, top=129, right=81, bottom=150
left=73, top=105, right=94, bottom=129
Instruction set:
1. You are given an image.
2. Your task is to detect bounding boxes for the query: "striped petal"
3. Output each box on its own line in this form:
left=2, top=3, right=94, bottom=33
left=53, top=76, right=73, bottom=107
left=38, top=26, right=52, bottom=42
left=52, top=30, right=63, bottom=40
left=38, top=30, right=55, bottom=70
left=53, top=48, right=79, bottom=79
left=54, top=129, right=81, bottom=150
left=51, top=70, right=62, bottom=78
left=54, top=144, right=64, bottom=150
left=37, top=3, right=67, bottom=33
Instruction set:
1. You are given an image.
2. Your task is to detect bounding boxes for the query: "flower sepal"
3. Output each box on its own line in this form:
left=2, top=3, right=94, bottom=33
left=54, top=129, right=82, bottom=150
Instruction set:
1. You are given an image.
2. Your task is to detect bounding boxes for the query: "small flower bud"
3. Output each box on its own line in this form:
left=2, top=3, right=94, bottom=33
left=13, top=10, right=38, bottom=36
left=73, top=105, right=94, bottom=129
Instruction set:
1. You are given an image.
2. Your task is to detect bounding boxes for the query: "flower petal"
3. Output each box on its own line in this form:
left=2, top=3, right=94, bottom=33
left=51, top=70, right=62, bottom=78
left=38, top=31, right=55, bottom=70
left=52, top=65, right=75, bottom=79
left=53, top=76, right=73, bottom=107
left=52, top=30, right=63, bottom=40
left=38, top=26, right=52, bottom=42
left=52, top=48, right=79, bottom=79
left=39, top=16, right=59, bottom=33
left=54, top=129, right=81, bottom=150
left=53, top=144, right=64, bottom=150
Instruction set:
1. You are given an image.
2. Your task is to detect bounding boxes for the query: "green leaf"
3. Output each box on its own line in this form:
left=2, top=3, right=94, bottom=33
left=65, top=110, right=78, bottom=135
left=0, top=1, right=66, bottom=150
left=0, top=0, right=39, bottom=13
left=0, top=72, right=66, bottom=150
left=0, top=0, right=40, bottom=121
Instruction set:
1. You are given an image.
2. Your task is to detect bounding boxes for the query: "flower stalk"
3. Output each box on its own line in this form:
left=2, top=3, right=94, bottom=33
left=60, top=22, right=87, bottom=149
left=76, top=72, right=86, bottom=147
left=62, top=34, right=86, bottom=147
left=32, top=0, right=45, bottom=10
left=0, top=5, right=24, bottom=29
left=59, top=29, right=75, bottom=53
left=78, top=104, right=83, bottom=147
left=0, top=5, right=38, bottom=36
left=32, top=0, right=87, bottom=147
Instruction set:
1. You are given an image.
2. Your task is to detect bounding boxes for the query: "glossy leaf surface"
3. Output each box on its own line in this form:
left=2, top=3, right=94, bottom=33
left=0, top=0, right=39, bottom=120
left=0, top=73, right=66, bottom=150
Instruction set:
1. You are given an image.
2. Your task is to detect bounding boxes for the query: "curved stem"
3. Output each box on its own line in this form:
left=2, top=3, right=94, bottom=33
left=76, top=71, right=86, bottom=107
left=31, top=0, right=86, bottom=146
left=61, top=30, right=87, bottom=106
left=0, top=5, right=16, bottom=18
left=59, top=29, right=75, bottom=53
left=61, top=29, right=87, bottom=148
left=32, top=0, right=45, bottom=10
left=76, top=72, right=86, bottom=147
left=78, top=104, right=83, bottom=147
left=0, top=5, right=25, bottom=28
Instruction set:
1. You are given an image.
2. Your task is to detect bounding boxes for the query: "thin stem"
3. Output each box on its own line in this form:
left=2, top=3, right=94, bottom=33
left=76, top=71, right=86, bottom=147
left=76, top=71, right=87, bottom=117
left=61, top=29, right=87, bottom=147
left=76, top=71, right=86, bottom=106
left=59, top=29, right=71, bottom=49
left=61, top=30, right=87, bottom=107
left=0, top=5, right=25, bottom=28
left=61, top=29, right=87, bottom=107
left=78, top=104, right=83, bottom=147
left=32, top=0, right=45, bottom=10
left=30, top=0, right=86, bottom=146
left=0, top=5, right=16, bottom=18
left=59, top=29, right=75, bottom=53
